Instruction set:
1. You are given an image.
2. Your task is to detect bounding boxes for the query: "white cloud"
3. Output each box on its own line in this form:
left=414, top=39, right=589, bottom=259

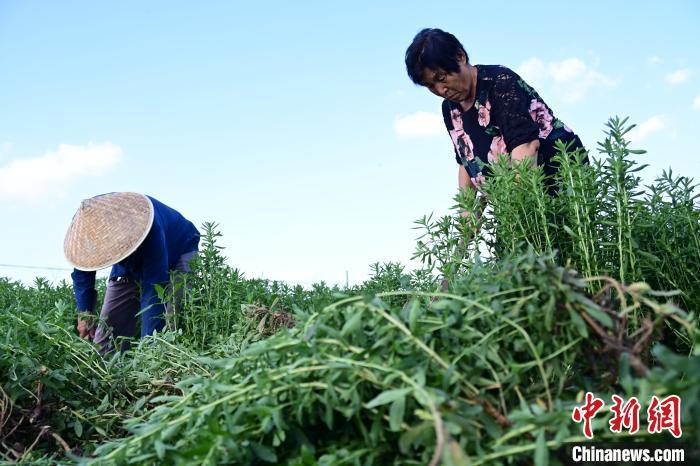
left=0, top=142, right=122, bottom=203
left=548, top=58, right=588, bottom=82
left=518, top=57, right=547, bottom=82
left=693, top=94, right=700, bottom=110
left=648, top=56, right=662, bottom=65
left=394, top=111, right=444, bottom=137
left=517, top=57, right=618, bottom=104
left=628, top=115, right=668, bottom=143
left=665, top=68, right=690, bottom=85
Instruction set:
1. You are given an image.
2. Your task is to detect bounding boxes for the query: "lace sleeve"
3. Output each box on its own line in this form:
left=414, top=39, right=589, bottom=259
left=491, top=70, right=539, bottom=152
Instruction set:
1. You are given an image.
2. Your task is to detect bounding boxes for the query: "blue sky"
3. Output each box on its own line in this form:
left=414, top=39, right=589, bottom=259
left=1, top=0, right=699, bottom=286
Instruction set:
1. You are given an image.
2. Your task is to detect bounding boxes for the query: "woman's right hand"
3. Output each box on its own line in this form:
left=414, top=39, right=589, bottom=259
left=77, top=313, right=95, bottom=340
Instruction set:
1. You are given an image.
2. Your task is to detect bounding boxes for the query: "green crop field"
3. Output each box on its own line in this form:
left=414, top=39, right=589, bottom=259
left=1, top=118, right=698, bottom=465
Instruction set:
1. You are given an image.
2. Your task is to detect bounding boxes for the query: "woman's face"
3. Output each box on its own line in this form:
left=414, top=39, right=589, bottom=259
left=421, top=53, right=472, bottom=102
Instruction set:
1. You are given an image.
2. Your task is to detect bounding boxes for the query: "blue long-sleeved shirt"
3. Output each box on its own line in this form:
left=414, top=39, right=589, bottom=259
left=71, top=196, right=199, bottom=329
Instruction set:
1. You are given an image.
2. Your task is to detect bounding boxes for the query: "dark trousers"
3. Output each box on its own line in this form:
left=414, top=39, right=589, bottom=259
left=93, top=251, right=196, bottom=353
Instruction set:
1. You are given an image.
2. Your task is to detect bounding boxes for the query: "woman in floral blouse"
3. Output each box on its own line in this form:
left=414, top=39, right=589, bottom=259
left=405, top=28, right=586, bottom=197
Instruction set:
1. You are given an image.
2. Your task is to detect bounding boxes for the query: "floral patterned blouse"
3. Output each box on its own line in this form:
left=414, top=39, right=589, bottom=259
left=442, top=64, right=584, bottom=188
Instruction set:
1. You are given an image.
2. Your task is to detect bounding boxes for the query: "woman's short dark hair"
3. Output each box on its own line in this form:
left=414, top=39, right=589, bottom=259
left=405, top=28, right=469, bottom=85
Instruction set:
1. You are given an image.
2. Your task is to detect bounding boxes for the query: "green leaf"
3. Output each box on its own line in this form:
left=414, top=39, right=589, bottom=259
left=535, top=429, right=548, bottom=466
left=366, top=388, right=413, bottom=409
left=408, top=299, right=420, bottom=333
left=324, top=393, right=334, bottom=428
left=161, top=424, right=180, bottom=441
left=155, top=440, right=166, bottom=460
left=51, top=370, right=68, bottom=382
left=562, top=225, right=577, bottom=237
left=154, top=283, right=166, bottom=299
left=636, top=250, right=660, bottom=263
left=399, top=421, right=432, bottom=454
left=133, top=396, right=147, bottom=412
left=97, top=394, right=110, bottom=410
left=584, top=307, right=614, bottom=329
left=340, top=310, right=363, bottom=337
left=443, top=439, right=470, bottom=466
left=252, top=443, right=278, bottom=463
left=389, top=396, right=406, bottom=431
left=150, top=395, right=182, bottom=404
left=568, top=308, right=588, bottom=337
left=73, top=419, right=83, bottom=438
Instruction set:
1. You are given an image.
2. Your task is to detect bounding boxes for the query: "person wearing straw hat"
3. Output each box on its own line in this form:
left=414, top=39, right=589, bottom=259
left=64, top=192, right=199, bottom=352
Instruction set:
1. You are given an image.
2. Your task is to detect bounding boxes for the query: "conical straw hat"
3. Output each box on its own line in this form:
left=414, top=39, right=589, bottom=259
left=64, top=192, right=155, bottom=271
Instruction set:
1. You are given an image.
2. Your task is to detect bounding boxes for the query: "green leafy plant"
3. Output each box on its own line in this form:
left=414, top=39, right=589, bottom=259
left=1, top=117, right=698, bottom=465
